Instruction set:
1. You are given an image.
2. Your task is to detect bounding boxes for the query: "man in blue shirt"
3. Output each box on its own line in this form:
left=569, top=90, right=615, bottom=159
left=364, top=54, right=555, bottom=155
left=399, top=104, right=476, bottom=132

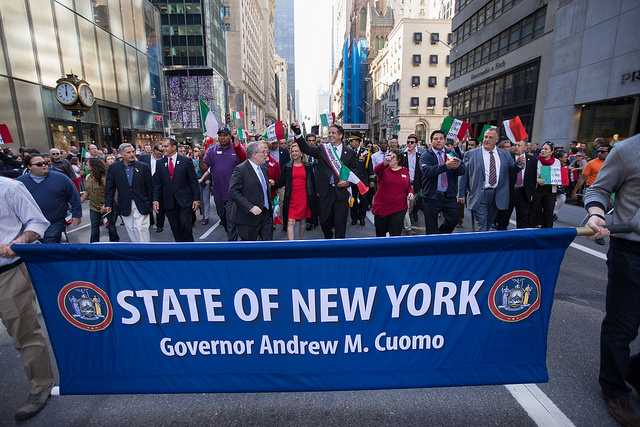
left=17, top=155, right=82, bottom=243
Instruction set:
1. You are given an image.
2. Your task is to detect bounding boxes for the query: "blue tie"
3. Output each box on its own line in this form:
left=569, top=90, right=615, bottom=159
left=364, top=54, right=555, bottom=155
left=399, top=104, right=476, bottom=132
left=257, top=166, right=269, bottom=209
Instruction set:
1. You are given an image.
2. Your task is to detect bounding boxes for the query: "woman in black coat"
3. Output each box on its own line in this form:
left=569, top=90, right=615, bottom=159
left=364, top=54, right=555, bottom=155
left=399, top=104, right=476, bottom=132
left=273, top=143, right=318, bottom=240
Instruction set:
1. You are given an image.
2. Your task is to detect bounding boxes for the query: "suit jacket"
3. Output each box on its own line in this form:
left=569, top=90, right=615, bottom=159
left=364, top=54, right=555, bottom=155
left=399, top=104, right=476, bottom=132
left=402, top=150, right=423, bottom=194
left=457, top=147, right=521, bottom=211
left=296, top=135, right=359, bottom=201
left=509, top=152, right=537, bottom=201
left=153, top=154, right=200, bottom=210
left=228, top=160, right=273, bottom=226
left=420, top=148, right=466, bottom=199
left=274, top=146, right=290, bottom=174
left=104, top=160, right=154, bottom=216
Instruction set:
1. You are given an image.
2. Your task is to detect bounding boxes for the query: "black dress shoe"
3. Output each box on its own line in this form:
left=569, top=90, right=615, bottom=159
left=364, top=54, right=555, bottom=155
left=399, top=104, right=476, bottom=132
left=360, top=220, right=366, bottom=226
left=156, top=227, right=163, bottom=233
left=15, top=386, right=52, bottom=420
left=351, top=219, right=358, bottom=225
left=306, top=223, right=313, bottom=231
left=603, top=393, right=640, bottom=427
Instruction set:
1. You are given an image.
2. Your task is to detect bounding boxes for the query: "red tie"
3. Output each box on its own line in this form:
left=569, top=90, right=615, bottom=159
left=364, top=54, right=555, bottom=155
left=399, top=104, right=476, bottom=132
left=516, top=169, right=523, bottom=187
left=169, top=157, right=174, bottom=180
left=439, top=151, right=448, bottom=188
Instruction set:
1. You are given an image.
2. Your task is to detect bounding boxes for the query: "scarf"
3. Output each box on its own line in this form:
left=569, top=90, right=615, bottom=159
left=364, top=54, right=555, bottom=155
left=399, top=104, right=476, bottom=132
left=537, top=155, right=555, bottom=166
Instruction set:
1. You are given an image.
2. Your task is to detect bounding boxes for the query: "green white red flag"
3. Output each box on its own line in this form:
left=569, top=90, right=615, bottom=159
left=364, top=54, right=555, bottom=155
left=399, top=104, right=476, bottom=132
left=503, top=116, right=528, bottom=144
left=263, top=121, right=285, bottom=142
left=540, top=166, right=570, bottom=185
left=321, top=143, right=369, bottom=197
left=199, top=99, right=219, bottom=138
left=479, top=124, right=499, bottom=142
left=237, top=128, right=250, bottom=139
left=0, top=124, right=13, bottom=144
left=441, top=117, right=471, bottom=140
left=320, top=113, right=335, bottom=127
left=233, top=111, right=244, bottom=120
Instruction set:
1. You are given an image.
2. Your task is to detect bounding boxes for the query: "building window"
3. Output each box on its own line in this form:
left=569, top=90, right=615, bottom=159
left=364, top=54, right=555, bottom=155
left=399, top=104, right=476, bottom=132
left=411, top=97, right=420, bottom=107
left=360, top=7, right=367, bottom=31
left=445, top=76, right=449, bottom=87
left=430, top=33, right=439, bottom=44
left=429, top=55, right=438, bottom=64
left=224, top=23, right=230, bottom=31
left=447, top=33, right=453, bottom=44
left=444, top=97, right=450, bottom=107
left=428, top=76, right=437, bottom=87
left=413, top=54, right=421, bottom=65
left=221, top=6, right=230, bottom=17
left=412, top=76, right=420, bottom=87
left=413, top=32, right=422, bottom=43
left=427, top=97, right=436, bottom=107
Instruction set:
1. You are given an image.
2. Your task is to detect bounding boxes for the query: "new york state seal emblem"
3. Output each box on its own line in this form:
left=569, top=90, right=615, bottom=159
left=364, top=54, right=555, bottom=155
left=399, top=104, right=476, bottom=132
left=488, top=271, right=540, bottom=322
left=58, top=281, right=113, bottom=331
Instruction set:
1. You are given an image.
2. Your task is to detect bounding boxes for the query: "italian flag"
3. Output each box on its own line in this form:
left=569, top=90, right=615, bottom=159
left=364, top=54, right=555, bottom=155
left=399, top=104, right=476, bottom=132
left=232, top=111, right=244, bottom=120
left=263, top=121, right=285, bottom=142
left=81, top=148, right=89, bottom=160
left=479, top=124, right=499, bottom=142
left=540, top=166, right=570, bottom=185
left=441, top=117, right=471, bottom=140
left=304, top=115, right=311, bottom=121
left=320, top=113, right=335, bottom=127
left=0, top=124, right=13, bottom=144
left=503, top=116, right=528, bottom=144
left=237, top=128, right=250, bottom=139
left=322, top=143, right=369, bottom=196
left=199, top=99, right=219, bottom=138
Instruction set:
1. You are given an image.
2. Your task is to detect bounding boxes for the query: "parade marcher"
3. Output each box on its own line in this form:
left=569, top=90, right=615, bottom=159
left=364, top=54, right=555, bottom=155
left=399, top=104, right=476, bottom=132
left=203, top=127, right=246, bottom=241
left=229, top=142, right=273, bottom=241
left=192, top=145, right=211, bottom=225
left=273, top=143, right=317, bottom=240
left=16, top=155, right=82, bottom=242
left=348, top=135, right=374, bottom=227
left=553, top=150, right=570, bottom=221
left=81, top=158, right=119, bottom=242
left=402, top=134, right=422, bottom=231
left=583, top=133, right=640, bottom=427
left=153, top=138, right=200, bottom=242
left=139, top=143, right=166, bottom=232
left=370, top=139, right=389, bottom=168
left=0, top=177, right=55, bottom=420
left=528, top=142, right=561, bottom=228
left=294, top=121, right=360, bottom=239
left=571, top=144, right=611, bottom=202
left=420, top=130, right=466, bottom=234
left=457, top=128, right=524, bottom=232
left=49, top=148, right=75, bottom=181
left=372, top=149, right=414, bottom=237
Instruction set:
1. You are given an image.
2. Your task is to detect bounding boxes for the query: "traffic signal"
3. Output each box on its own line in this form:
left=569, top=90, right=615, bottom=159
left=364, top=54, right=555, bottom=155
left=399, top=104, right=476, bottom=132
left=389, top=109, right=394, bottom=120
left=225, top=113, right=231, bottom=124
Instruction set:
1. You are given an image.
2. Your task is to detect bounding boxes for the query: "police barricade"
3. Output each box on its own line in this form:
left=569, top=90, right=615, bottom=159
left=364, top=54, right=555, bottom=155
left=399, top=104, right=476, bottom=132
left=15, top=228, right=575, bottom=395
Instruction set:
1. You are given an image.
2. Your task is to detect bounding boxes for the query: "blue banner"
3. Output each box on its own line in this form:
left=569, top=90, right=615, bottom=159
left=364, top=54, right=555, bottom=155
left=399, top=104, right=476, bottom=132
left=16, top=228, right=575, bottom=395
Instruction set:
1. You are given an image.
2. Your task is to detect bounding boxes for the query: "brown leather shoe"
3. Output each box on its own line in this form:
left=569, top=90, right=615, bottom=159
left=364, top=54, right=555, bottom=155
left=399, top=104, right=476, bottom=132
left=15, top=386, right=52, bottom=420
left=405, top=229, right=413, bottom=236
left=603, top=393, right=640, bottom=427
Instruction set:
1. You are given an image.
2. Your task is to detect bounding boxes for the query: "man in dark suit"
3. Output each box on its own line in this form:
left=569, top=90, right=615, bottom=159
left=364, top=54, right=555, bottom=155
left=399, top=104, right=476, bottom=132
left=420, top=130, right=466, bottom=234
left=139, top=143, right=166, bottom=232
left=457, top=128, right=524, bottom=231
left=402, top=134, right=423, bottom=231
left=153, top=138, right=200, bottom=242
left=294, top=121, right=359, bottom=239
left=228, top=141, right=273, bottom=241
left=104, top=143, right=154, bottom=242
left=348, top=135, right=374, bottom=226
left=496, top=139, right=537, bottom=229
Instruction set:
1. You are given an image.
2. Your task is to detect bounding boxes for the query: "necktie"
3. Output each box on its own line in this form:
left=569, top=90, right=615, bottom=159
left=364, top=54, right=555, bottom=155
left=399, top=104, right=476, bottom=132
left=516, top=169, right=523, bottom=187
left=488, top=151, right=497, bottom=186
left=439, top=151, right=448, bottom=188
left=169, top=157, right=174, bottom=180
left=257, top=166, right=269, bottom=208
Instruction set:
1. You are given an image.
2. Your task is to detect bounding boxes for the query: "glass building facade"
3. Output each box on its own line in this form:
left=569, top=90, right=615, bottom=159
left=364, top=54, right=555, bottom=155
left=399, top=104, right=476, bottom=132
left=154, top=0, right=228, bottom=143
left=0, top=0, right=166, bottom=153
left=274, top=0, right=295, bottom=111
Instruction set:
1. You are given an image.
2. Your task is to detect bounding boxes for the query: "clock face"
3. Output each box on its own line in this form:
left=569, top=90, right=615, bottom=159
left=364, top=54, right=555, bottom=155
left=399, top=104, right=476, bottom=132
left=78, top=84, right=94, bottom=107
left=56, top=82, right=77, bottom=105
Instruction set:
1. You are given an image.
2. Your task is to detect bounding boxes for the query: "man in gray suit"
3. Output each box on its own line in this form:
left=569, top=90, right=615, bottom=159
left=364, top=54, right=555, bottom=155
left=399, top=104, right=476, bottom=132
left=457, top=128, right=524, bottom=231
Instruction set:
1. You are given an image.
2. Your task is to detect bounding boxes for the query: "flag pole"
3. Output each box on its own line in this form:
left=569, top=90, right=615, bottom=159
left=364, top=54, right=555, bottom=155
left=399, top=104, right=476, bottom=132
left=575, top=225, right=632, bottom=236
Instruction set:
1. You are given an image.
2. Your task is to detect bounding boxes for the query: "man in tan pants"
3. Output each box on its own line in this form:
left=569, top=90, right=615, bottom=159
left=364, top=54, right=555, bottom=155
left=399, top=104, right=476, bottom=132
left=0, top=177, right=55, bottom=420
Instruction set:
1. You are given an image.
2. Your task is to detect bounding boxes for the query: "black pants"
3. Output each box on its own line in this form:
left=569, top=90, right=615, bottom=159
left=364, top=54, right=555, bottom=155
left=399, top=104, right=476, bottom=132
left=166, top=205, right=194, bottom=242
left=149, top=195, right=165, bottom=229
left=350, top=184, right=367, bottom=221
left=528, top=185, right=555, bottom=228
left=236, top=210, right=273, bottom=241
left=496, top=187, right=530, bottom=230
left=319, top=186, right=349, bottom=239
left=215, top=199, right=238, bottom=241
left=423, top=194, right=459, bottom=234
left=600, top=238, right=640, bottom=399
left=374, top=209, right=406, bottom=237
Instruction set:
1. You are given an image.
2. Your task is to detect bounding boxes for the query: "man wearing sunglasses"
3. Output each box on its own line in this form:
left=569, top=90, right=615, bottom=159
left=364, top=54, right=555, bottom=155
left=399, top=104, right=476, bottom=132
left=571, top=144, right=611, bottom=202
left=16, top=155, right=82, bottom=243
left=49, top=148, right=75, bottom=181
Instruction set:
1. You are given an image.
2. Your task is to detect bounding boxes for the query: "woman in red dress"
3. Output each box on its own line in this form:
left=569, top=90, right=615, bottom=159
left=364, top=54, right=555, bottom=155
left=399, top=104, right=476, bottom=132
left=274, top=143, right=317, bottom=240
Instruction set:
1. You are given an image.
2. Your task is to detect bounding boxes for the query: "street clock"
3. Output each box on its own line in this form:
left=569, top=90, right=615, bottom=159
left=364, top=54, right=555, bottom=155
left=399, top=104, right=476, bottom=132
left=55, top=74, right=94, bottom=120
left=55, top=81, right=78, bottom=105
left=77, top=83, right=94, bottom=107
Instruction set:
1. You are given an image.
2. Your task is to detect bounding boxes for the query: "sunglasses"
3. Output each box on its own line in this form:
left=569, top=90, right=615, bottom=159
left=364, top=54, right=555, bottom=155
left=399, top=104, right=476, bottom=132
left=30, top=162, right=46, bottom=167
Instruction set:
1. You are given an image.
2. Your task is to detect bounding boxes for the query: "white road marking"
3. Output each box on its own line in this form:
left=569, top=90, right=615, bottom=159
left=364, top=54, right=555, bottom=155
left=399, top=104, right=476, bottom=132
left=199, top=220, right=221, bottom=240
left=66, top=223, right=90, bottom=234
left=505, top=384, right=575, bottom=426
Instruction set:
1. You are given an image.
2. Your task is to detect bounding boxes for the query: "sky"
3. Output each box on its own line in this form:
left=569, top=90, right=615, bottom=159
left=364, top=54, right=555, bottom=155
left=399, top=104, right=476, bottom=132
left=294, top=0, right=334, bottom=124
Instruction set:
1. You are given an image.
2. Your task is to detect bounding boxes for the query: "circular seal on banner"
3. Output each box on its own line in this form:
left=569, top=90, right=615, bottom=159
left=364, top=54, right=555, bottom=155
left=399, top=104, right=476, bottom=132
left=58, top=281, right=113, bottom=331
left=488, top=271, right=541, bottom=322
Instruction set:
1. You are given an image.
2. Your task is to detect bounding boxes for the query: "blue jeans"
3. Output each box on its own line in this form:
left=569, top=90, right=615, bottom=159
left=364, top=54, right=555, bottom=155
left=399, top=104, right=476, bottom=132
left=40, top=218, right=66, bottom=243
left=89, top=209, right=119, bottom=243
left=600, top=237, right=640, bottom=399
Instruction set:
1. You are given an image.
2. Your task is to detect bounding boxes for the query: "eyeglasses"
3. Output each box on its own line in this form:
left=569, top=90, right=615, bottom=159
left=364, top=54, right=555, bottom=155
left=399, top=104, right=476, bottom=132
left=407, top=141, right=416, bottom=144
left=51, top=152, right=60, bottom=155
left=30, top=162, right=46, bottom=167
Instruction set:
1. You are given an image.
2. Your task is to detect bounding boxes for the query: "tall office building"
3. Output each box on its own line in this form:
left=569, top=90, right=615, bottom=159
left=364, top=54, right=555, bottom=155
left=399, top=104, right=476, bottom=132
left=153, top=0, right=228, bottom=143
left=274, top=0, right=295, bottom=116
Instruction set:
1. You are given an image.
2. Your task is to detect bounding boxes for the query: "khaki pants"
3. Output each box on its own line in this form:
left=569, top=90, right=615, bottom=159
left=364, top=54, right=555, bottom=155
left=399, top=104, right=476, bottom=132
left=0, top=262, right=54, bottom=394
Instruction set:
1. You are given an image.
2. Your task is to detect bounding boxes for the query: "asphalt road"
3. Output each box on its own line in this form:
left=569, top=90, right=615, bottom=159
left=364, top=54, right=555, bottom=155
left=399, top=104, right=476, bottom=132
left=1, top=197, right=637, bottom=426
